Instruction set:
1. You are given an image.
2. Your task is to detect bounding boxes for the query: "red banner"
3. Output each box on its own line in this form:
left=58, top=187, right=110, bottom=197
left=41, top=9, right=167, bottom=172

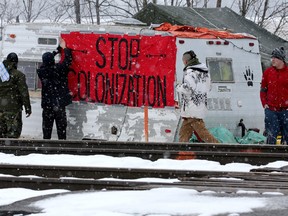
left=61, top=32, right=176, bottom=108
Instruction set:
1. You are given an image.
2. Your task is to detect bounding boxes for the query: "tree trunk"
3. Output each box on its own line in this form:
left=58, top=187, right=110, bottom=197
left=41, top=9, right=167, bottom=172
left=86, top=0, right=94, bottom=24
left=135, top=0, right=140, bottom=11
left=96, top=0, right=100, bottom=25
left=203, top=0, right=208, bottom=8
left=23, top=0, right=33, bottom=22
left=259, top=0, right=269, bottom=27
left=216, top=0, right=222, bottom=7
left=240, top=0, right=246, bottom=16
left=74, top=0, right=81, bottom=24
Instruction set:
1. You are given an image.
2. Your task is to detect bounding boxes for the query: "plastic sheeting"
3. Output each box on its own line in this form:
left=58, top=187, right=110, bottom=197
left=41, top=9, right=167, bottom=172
left=190, top=126, right=266, bottom=144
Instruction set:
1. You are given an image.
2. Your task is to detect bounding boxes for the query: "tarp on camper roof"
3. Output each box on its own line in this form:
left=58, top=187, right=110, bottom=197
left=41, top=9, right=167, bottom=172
left=153, top=22, right=256, bottom=40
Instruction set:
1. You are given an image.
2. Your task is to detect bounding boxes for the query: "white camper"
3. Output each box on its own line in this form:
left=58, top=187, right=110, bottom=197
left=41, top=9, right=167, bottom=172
left=0, top=22, right=264, bottom=142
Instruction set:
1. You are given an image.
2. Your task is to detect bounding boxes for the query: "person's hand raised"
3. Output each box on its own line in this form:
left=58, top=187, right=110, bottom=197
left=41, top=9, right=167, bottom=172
left=59, top=38, right=66, bottom=49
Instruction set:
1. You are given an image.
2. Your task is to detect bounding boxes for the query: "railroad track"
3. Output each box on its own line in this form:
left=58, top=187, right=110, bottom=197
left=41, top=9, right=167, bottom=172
left=1, top=139, right=288, bottom=195
left=0, top=164, right=288, bottom=194
left=0, top=138, right=288, bottom=165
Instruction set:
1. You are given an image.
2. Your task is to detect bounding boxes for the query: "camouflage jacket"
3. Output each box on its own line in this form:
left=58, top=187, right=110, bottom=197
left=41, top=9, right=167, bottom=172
left=0, top=60, right=31, bottom=113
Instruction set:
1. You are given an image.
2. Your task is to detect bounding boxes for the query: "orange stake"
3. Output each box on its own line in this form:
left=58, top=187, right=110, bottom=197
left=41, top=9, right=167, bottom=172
left=144, top=106, right=149, bottom=142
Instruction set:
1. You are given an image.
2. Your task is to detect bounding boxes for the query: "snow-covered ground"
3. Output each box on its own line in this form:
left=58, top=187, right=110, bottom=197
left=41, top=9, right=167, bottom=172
left=1, top=95, right=286, bottom=215
left=0, top=153, right=288, bottom=215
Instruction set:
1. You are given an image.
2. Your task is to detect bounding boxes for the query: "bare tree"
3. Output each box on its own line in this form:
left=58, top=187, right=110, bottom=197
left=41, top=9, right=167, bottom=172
left=23, top=0, right=32, bottom=22
left=240, top=0, right=287, bottom=38
left=0, top=0, right=8, bottom=36
left=203, top=0, right=208, bottom=8
left=216, top=0, right=222, bottom=7
left=49, top=2, right=72, bottom=23
left=81, top=0, right=115, bottom=25
left=262, top=1, right=287, bottom=37
left=238, top=0, right=257, bottom=16
left=95, top=0, right=101, bottom=24
left=135, top=0, right=141, bottom=11
left=258, top=0, right=269, bottom=27
left=272, top=10, right=287, bottom=35
left=186, top=0, right=202, bottom=7
left=57, top=0, right=89, bottom=23
left=1, top=0, right=286, bottom=40
left=74, top=0, right=81, bottom=24
left=101, top=0, right=154, bottom=19
left=21, top=0, right=49, bottom=22
left=0, top=1, right=8, bottom=24
left=1, top=0, right=22, bottom=23
left=85, top=0, right=95, bottom=24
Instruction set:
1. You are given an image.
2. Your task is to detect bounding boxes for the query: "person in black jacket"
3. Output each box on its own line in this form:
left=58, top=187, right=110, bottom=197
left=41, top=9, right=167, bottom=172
left=37, top=38, right=72, bottom=140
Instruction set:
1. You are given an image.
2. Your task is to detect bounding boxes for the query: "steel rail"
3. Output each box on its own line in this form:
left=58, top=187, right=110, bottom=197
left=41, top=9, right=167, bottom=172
left=0, top=145, right=288, bottom=165
left=0, top=164, right=288, bottom=182
left=0, top=163, right=288, bottom=193
left=0, top=138, right=287, bottom=153
left=0, top=175, right=288, bottom=194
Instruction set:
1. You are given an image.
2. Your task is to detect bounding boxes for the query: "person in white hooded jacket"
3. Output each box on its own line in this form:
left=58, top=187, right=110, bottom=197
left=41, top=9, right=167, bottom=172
left=176, top=50, right=219, bottom=143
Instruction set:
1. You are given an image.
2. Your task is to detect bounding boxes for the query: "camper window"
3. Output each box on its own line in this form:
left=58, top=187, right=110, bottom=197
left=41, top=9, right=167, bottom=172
left=207, top=58, right=234, bottom=83
left=38, top=38, right=57, bottom=45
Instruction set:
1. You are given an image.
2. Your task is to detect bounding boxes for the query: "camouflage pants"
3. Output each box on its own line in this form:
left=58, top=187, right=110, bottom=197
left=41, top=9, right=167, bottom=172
left=179, top=117, right=219, bottom=143
left=0, top=111, right=22, bottom=138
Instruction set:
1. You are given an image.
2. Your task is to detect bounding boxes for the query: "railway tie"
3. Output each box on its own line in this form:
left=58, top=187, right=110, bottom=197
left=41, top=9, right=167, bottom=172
left=0, top=164, right=288, bottom=194
left=0, top=138, right=288, bottom=165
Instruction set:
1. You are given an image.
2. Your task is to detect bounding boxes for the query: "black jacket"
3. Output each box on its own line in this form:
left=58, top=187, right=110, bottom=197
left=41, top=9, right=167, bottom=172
left=37, top=48, right=72, bottom=109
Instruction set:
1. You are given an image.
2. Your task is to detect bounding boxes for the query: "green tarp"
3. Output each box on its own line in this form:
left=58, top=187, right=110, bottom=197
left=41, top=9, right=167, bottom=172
left=190, top=126, right=266, bottom=144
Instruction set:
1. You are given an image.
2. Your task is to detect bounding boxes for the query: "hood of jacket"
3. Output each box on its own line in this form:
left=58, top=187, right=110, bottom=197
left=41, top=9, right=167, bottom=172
left=186, top=63, right=208, bottom=73
left=3, top=60, right=17, bottom=71
left=184, top=57, right=200, bottom=70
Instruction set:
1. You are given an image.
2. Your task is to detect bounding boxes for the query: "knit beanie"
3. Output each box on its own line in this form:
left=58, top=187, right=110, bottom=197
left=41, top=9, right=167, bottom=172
left=42, top=52, right=55, bottom=65
left=7, top=52, right=18, bottom=63
left=271, top=47, right=286, bottom=62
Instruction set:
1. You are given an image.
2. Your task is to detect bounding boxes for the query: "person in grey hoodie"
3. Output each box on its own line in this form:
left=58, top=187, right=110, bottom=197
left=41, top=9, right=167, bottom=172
left=175, top=50, right=219, bottom=143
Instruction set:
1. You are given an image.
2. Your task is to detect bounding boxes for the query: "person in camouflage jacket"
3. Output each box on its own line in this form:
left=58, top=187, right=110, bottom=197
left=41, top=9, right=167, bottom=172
left=0, top=53, right=32, bottom=138
left=175, top=50, right=219, bottom=143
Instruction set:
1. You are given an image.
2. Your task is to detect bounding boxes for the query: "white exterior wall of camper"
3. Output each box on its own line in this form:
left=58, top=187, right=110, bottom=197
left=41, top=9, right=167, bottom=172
left=0, top=23, right=264, bottom=142
left=175, top=37, right=264, bottom=138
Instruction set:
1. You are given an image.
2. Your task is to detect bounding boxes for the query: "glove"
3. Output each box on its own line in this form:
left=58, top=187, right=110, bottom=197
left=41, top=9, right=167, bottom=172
left=56, top=45, right=62, bottom=52
left=52, top=51, right=58, bottom=56
left=52, top=45, right=62, bottom=56
left=26, top=109, right=32, bottom=117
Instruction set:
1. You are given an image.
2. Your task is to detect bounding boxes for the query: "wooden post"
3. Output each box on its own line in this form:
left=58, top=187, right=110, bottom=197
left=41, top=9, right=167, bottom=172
left=144, top=106, right=149, bottom=142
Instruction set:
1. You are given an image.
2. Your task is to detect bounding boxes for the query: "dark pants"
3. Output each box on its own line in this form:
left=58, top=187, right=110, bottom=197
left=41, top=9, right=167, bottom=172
left=42, top=107, right=67, bottom=140
left=265, top=108, right=288, bottom=144
left=0, top=111, right=22, bottom=138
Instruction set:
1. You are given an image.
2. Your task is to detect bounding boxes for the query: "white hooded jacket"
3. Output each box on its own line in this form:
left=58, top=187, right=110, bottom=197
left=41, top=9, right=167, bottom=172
left=176, top=63, right=211, bottom=119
